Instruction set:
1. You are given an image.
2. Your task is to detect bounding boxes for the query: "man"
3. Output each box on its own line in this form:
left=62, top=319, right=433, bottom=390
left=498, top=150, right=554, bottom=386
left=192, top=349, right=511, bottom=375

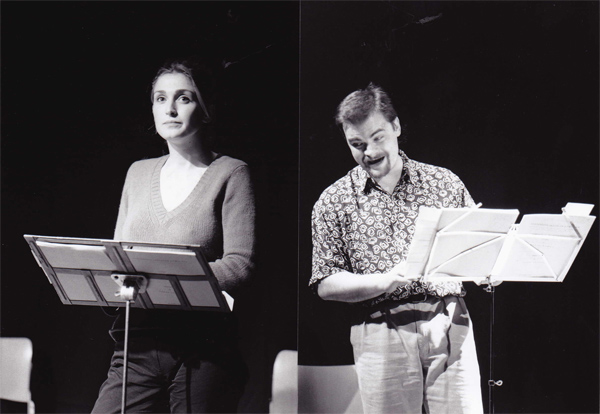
left=310, top=83, right=484, bottom=413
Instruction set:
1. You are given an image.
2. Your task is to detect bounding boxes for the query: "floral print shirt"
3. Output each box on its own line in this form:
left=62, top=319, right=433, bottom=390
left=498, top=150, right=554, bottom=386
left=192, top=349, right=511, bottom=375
left=310, top=150, right=475, bottom=307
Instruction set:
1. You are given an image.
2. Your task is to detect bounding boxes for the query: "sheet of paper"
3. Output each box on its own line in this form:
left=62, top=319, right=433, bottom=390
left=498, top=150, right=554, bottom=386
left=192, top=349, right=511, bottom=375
left=125, top=247, right=206, bottom=276
left=519, top=235, right=579, bottom=277
left=406, top=207, right=517, bottom=278
left=517, top=215, right=594, bottom=238
left=492, top=237, right=558, bottom=281
left=37, top=241, right=117, bottom=271
left=428, top=236, right=505, bottom=280
left=564, top=202, right=594, bottom=216
left=439, top=208, right=519, bottom=233
left=427, top=232, right=503, bottom=271
left=405, top=208, right=442, bottom=277
left=222, top=291, right=234, bottom=311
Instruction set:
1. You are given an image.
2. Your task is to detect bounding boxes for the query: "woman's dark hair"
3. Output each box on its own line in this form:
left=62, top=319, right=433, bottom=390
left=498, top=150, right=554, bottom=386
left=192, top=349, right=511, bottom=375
left=335, top=83, right=398, bottom=126
left=151, top=57, right=218, bottom=123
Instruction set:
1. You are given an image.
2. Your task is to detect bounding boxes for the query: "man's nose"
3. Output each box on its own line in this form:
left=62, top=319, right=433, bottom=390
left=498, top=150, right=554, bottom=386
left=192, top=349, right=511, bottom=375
left=364, top=144, right=376, bottom=157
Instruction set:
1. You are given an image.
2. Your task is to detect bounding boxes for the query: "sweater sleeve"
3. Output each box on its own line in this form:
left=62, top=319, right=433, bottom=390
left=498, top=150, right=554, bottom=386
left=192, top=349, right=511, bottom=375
left=208, top=164, right=256, bottom=294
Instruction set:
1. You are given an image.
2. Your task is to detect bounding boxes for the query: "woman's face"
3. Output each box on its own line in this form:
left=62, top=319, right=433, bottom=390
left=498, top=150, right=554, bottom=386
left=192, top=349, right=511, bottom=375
left=152, top=72, right=203, bottom=142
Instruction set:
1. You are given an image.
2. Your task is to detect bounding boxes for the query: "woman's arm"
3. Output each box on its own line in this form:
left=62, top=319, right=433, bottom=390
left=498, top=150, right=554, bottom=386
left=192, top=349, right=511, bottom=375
left=209, top=165, right=256, bottom=294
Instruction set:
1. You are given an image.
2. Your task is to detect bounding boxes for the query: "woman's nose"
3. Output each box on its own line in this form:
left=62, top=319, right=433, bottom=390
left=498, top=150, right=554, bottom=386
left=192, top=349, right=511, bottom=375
left=166, top=102, right=177, bottom=116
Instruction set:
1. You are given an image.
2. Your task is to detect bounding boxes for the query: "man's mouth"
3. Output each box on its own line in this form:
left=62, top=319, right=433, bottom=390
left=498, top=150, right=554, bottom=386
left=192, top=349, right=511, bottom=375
left=365, top=156, right=384, bottom=167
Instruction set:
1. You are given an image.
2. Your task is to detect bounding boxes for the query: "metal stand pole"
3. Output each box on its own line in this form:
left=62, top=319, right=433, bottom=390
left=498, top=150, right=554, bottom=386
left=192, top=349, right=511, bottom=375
left=485, top=284, right=503, bottom=414
left=121, top=299, right=131, bottom=414
left=112, top=275, right=146, bottom=414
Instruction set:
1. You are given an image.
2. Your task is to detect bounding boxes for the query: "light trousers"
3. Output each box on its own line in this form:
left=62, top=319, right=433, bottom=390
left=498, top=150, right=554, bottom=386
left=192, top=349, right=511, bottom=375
left=350, top=296, right=483, bottom=414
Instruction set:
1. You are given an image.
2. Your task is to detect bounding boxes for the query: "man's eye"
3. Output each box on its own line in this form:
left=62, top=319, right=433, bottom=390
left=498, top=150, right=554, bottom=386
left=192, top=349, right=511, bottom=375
left=374, top=135, right=384, bottom=142
left=352, top=143, right=365, bottom=150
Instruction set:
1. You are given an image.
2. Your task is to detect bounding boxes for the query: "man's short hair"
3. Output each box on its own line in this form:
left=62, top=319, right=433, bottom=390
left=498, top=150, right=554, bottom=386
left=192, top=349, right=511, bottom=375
left=335, top=83, right=398, bottom=126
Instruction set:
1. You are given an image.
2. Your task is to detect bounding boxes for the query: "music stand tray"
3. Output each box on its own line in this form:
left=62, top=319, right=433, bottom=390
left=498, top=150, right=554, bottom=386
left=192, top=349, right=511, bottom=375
left=23, top=234, right=231, bottom=312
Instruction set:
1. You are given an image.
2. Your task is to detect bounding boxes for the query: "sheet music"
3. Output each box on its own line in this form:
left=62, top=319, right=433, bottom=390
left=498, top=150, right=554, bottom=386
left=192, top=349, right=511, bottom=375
left=406, top=207, right=519, bottom=278
left=406, top=203, right=595, bottom=282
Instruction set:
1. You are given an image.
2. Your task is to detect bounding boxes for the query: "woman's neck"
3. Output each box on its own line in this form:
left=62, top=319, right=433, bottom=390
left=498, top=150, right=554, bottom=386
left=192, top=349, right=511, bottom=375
left=165, top=135, right=214, bottom=168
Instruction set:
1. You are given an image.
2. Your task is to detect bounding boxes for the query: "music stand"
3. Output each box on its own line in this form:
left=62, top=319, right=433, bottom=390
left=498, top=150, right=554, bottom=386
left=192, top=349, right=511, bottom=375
left=405, top=202, right=596, bottom=413
left=24, top=234, right=232, bottom=414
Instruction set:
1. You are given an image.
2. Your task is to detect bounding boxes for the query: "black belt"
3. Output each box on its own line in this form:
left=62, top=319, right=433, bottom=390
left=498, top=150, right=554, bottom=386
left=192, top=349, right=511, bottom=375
left=363, top=293, right=435, bottom=321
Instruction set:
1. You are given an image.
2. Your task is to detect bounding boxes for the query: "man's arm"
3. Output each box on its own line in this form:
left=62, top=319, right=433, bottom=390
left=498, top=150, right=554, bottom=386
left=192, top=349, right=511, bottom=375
left=317, top=262, right=416, bottom=303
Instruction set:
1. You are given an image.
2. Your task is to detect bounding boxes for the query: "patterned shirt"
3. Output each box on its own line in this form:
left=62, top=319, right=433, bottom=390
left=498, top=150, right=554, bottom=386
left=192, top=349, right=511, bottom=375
left=310, top=150, right=475, bottom=307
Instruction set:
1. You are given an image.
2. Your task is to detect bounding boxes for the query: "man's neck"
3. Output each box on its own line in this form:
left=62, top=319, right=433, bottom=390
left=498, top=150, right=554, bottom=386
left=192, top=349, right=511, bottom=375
left=374, top=158, right=404, bottom=194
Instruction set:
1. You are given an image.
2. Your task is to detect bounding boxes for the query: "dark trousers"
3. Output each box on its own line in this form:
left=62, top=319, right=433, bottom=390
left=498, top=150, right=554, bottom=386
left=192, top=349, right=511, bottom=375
left=92, top=334, right=247, bottom=413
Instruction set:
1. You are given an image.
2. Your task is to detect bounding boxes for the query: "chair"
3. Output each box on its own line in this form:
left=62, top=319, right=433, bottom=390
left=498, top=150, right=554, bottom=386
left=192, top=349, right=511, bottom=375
left=298, top=364, right=363, bottom=413
left=269, top=349, right=364, bottom=414
left=270, top=350, right=298, bottom=413
left=0, top=337, right=35, bottom=413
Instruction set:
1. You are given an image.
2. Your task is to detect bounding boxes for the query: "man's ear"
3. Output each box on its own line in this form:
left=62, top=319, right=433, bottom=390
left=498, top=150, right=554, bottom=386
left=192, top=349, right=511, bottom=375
left=392, top=117, right=402, bottom=137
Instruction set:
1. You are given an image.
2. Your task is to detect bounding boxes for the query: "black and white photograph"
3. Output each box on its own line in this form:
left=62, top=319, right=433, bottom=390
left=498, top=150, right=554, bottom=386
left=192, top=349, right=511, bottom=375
left=2, top=2, right=298, bottom=413
left=1, top=1, right=599, bottom=414
left=299, top=2, right=598, bottom=414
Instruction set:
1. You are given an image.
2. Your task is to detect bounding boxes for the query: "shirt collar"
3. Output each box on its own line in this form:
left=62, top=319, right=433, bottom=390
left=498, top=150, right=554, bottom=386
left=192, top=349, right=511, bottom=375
left=355, top=150, right=416, bottom=194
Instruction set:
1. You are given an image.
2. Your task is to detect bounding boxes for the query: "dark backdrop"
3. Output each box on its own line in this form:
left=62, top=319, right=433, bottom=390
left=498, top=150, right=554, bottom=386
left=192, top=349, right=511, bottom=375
left=299, top=2, right=599, bottom=414
left=1, top=2, right=298, bottom=413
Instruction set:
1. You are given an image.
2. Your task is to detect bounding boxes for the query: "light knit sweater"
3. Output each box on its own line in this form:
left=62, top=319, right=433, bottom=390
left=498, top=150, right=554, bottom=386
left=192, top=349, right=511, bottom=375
left=114, top=153, right=256, bottom=294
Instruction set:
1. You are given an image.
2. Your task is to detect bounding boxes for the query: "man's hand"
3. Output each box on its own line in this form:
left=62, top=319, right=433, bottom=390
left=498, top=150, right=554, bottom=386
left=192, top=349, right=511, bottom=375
left=379, top=261, right=419, bottom=294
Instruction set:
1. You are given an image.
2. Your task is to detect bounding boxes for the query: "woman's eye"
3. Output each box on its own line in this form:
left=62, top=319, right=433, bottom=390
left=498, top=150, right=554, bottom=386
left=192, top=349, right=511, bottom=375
left=155, top=96, right=166, bottom=103
left=178, top=96, right=192, bottom=103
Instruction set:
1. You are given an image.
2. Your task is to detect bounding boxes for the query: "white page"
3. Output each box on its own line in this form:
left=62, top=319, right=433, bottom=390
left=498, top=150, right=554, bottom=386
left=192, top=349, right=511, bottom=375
left=428, top=236, right=505, bottom=280
left=518, top=215, right=580, bottom=238
left=439, top=208, right=519, bottom=233
left=564, top=202, right=594, bottom=216
left=427, top=232, right=503, bottom=271
left=493, top=237, right=557, bottom=281
left=405, top=208, right=442, bottom=277
left=519, top=235, right=579, bottom=277
left=37, top=241, right=117, bottom=271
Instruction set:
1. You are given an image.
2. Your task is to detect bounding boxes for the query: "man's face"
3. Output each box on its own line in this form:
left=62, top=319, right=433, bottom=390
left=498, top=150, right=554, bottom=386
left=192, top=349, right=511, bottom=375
left=343, top=111, right=402, bottom=181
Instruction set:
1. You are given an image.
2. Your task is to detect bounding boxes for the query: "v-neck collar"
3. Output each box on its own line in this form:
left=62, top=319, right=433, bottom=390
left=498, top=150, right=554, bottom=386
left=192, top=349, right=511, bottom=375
left=150, top=153, right=222, bottom=223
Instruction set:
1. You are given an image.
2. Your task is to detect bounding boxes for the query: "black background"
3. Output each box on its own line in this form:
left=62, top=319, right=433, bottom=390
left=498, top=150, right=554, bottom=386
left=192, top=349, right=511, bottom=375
left=2, top=2, right=298, bottom=413
left=299, top=2, right=599, bottom=414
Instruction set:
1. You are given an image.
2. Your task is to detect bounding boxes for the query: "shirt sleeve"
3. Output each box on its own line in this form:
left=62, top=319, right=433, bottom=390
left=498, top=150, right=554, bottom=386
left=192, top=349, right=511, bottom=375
left=461, top=184, right=475, bottom=208
left=309, top=195, right=351, bottom=291
left=208, top=164, right=256, bottom=294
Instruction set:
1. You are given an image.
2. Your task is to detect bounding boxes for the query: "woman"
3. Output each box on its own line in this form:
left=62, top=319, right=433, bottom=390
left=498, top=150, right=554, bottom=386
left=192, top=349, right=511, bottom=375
left=92, top=59, right=255, bottom=413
